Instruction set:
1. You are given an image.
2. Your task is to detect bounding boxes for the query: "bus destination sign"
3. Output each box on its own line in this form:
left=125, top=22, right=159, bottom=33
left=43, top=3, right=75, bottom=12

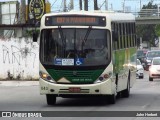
left=45, top=15, right=106, bottom=26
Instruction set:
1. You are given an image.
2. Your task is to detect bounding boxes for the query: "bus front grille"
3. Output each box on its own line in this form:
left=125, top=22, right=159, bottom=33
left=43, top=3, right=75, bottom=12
left=47, top=69, right=103, bottom=84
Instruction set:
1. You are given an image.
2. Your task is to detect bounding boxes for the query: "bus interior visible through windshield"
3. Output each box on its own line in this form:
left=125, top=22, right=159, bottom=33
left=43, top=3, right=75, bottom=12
left=40, top=28, right=111, bottom=67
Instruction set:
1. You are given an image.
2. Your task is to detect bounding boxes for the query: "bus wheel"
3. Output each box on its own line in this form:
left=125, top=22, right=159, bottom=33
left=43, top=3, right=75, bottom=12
left=149, top=77, right=153, bottom=81
left=107, top=93, right=116, bottom=104
left=116, top=92, right=121, bottom=99
left=46, top=94, right=56, bottom=105
left=121, top=80, right=130, bottom=98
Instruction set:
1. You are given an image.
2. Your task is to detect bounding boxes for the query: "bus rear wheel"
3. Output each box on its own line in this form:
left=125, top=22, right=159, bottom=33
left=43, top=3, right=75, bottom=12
left=46, top=94, right=56, bottom=105
left=121, top=80, right=130, bottom=98
left=149, top=77, right=153, bottom=81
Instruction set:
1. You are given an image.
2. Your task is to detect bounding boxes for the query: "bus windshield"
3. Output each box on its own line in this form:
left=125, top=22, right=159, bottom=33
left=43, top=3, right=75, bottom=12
left=40, top=28, right=111, bottom=67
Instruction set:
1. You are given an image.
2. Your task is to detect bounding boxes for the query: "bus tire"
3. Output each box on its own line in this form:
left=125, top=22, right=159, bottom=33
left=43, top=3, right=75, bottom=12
left=102, top=94, right=116, bottom=104
left=121, top=80, right=130, bottom=98
left=149, top=77, right=153, bottom=81
left=46, top=94, right=56, bottom=105
left=116, top=92, right=121, bottom=98
left=107, top=93, right=116, bottom=104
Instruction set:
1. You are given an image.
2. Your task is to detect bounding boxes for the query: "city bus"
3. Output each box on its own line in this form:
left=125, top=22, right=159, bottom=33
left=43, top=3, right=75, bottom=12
left=33, top=11, right=137, bottom=105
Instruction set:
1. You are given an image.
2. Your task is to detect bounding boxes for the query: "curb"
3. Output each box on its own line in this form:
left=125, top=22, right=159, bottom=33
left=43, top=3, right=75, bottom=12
left=0, top=81, right=39, bottom=86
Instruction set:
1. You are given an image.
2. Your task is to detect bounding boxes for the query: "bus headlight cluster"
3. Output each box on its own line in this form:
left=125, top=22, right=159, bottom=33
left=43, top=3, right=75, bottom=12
left=39, top=71, right=56, bottom=83
left=94, top=73, right=112, bottom=84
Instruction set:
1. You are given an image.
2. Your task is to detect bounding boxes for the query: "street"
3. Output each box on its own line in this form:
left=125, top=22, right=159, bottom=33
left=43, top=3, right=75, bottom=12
left=0, top=71, right=160, bottom=120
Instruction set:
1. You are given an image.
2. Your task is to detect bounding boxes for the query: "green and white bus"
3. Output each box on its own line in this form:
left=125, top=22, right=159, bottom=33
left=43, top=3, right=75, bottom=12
left=34, top=11, right=137, bottom=105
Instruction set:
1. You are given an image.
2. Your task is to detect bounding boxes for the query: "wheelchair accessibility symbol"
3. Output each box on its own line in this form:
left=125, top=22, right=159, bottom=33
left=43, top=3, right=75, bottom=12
left=76, top=58, right=83, bottom=66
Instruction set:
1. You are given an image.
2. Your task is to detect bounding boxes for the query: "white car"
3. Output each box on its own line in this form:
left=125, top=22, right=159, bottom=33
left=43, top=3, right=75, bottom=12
left=136, top=59, right=144, bottom=79
left=149, top=57, right=160, bottom=81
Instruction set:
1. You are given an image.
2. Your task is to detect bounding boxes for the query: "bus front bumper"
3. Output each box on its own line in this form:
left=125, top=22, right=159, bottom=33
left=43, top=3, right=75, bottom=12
left=39, top=78, right=116, bottom=96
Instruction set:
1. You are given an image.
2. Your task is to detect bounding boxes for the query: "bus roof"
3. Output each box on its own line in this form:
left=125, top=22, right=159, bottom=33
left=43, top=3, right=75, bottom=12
left=43, top=10, right=135, bottom=22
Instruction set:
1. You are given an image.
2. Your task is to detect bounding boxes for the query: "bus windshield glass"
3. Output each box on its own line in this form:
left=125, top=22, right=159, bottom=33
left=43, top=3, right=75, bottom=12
left=40, top=28, right=111, bottom=67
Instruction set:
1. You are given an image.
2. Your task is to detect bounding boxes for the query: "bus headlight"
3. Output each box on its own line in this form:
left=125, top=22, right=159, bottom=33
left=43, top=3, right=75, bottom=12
left=94, top=73, right=112, bottom=84
left=39, top=71, right=56, bottom=83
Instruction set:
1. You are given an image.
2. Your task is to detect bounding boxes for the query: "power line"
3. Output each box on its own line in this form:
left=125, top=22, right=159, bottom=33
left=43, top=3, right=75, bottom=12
left=125, top=0, right=160, bottom=1
left=51, top=0, right=58, bottom=8
left=60, top=0, right=64, bottom=12
left=99, top=0, right=106, bottom=9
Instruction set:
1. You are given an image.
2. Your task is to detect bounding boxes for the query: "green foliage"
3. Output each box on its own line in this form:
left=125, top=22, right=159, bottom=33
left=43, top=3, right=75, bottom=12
left=142, top=1, right=157, bottom=9
left=25, top=29, right=40, bottom=37
left=155, top=24, right=160, bottom=36
left=136, top=24, right=156, bottom=46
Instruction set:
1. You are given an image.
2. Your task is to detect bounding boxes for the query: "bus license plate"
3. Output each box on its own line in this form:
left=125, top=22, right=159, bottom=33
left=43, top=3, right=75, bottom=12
left=69, top=87, right=81, bottom=93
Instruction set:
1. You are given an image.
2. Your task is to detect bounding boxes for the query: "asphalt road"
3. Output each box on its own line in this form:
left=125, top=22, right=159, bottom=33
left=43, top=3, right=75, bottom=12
left=0, top=71, right=160, bottom=120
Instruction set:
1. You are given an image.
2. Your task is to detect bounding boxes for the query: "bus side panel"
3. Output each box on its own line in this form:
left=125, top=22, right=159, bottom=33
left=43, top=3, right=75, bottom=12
left=113, top=49, right=128, bottom=92
left=129, top=47, right=137, bottom=88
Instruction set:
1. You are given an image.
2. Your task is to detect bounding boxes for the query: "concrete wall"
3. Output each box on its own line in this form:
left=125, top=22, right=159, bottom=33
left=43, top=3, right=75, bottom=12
left=0, top=38, right=39, bottom=80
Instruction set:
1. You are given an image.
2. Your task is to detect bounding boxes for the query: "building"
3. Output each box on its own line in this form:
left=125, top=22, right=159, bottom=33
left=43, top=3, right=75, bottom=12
left=0, top=1, right=19, bottom=37
left=0, top=0, right=51, bottom=38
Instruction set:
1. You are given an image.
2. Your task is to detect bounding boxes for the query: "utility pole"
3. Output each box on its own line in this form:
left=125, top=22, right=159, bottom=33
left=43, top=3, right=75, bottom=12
left=79, top=0, right=82, bottom=10
left=123, top=0, right=125, bottom=12
left=105, top=0, right=108, bottom=10
left=16, top=0, right=26, bottom=37
left=63, top=0, right=67, bottom=12
left=84, top=0, right=88, bottom=11
left=70, top=0, right=74, bottom=10
left=20, top=0, right=26, bottom=23
left=110, top=3, right=113, bottom=10
left=140, top=37, right=142, bottom=49
left=94, top=0, right=98, bottom=10
left=140, top=0, right=141, bottom=10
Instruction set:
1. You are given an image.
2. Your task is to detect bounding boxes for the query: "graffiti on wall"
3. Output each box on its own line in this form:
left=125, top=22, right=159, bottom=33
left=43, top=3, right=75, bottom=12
left=2, top=45, right=10, bottom=64
left=3, top=45, right=37, bottom=68
left=0, top=38, right=39, bottom=80
left=2, top=44, right=37, bottom=67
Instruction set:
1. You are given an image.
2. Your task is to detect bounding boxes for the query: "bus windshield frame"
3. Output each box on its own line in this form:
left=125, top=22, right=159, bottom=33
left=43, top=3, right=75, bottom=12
left=40, top=28, right=111, bottom=69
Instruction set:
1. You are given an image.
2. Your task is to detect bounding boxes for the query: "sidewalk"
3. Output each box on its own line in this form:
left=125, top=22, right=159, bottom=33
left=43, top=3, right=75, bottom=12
left=0, top=81, right=39, bottom=86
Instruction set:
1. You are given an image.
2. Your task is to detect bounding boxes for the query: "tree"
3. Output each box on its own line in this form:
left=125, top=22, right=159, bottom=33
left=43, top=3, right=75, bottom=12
left=155, top=24, right=160, bottom=46
left=136, top=1, right=158, bottom=47
left=155, top=24, right=160, bottom=36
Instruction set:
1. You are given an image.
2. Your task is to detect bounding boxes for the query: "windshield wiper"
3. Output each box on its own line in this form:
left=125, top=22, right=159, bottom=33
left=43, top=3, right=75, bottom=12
left=81, top=26, right=92, bottom=51
left=58, top=26, right=66, bottom=57
left=58, top=26, right=66, bottom=48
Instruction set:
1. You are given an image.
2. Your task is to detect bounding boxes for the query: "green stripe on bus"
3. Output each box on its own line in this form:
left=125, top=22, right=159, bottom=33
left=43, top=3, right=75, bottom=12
left=47, top=69, right=104, bottom=84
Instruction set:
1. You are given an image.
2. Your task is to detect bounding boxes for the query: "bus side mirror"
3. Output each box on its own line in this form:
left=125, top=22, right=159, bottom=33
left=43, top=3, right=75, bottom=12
left=33, top=32, right=38, bottom=42
left=112, top=31, right=118, bottom=42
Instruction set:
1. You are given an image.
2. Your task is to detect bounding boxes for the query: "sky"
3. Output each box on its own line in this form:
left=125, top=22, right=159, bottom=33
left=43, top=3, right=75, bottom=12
left=0, top=0, right=160, bottom=12
left=47, top=0, right=160, bottom=12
